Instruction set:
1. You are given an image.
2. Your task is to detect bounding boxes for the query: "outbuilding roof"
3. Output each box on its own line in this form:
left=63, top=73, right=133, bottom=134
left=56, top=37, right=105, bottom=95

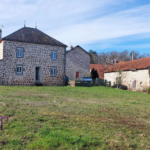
left=2, top=27, right=67, bottom=47
left=105, top=57, right=150, bottom=73
left=90, top=64, right=110, bottom=79
left=66, top=45, right=90, bottom=56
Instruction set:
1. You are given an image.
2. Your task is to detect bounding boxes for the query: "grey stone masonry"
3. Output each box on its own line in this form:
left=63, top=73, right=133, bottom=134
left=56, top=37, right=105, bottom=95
left=66, top=46, right=90, bottom=80
left=0, top=41, right=66, bottom=86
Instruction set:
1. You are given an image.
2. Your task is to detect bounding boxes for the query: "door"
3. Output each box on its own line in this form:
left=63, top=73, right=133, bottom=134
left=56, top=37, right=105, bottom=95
left=76, top=72, right=79, bottom=78
left=132, top=80, right=136, bottom=91
left=35, top=67, right=40, bottom=82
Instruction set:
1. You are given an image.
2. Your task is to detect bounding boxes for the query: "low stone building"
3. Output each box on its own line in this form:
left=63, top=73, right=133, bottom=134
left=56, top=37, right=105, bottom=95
left=66, top=45, right=90, bottom=80
left=104, top=57, right=150, bottom=91
left=0, top=27, right=67, bottom=86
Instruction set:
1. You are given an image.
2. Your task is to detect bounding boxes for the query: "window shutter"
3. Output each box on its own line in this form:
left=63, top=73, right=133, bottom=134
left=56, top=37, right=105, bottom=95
left=56, top=68, right=57, bottom=76
left=23, top=68, right=25, bottom=71
left=14, top=68, right=16, bottom=72
left=54, top=69, right=56, bottom=76
left=17, top=50, right=19, bottom=57
left=56, top=53, right=57, bottom=60
left=20, top=50, right=23, bottom=57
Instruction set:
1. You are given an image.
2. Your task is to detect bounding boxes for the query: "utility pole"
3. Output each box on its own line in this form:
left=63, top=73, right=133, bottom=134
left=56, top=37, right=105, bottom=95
left=130, top=51, right=134, bottom=61
left=132, top=51, right=134, bottom=61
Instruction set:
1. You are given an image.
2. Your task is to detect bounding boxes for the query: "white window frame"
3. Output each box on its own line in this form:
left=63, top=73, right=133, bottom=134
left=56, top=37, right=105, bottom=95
left=17, top=48, right=23, bottom=58
left=16, top=65, right=23, bottom=74
left=51, top=52, right=57, bottom=60
left=51, top=67, right=57, bottom=76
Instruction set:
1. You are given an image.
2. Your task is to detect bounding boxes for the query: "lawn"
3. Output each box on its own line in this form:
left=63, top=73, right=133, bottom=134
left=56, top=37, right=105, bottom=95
left=0, top=86, right=150, bottom=150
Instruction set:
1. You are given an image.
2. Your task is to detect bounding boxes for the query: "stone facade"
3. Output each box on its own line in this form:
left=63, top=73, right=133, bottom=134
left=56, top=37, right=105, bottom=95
left=104, top=69, right=150, bottom=91
left=0, top=40, right=66, bottom=86
left=66, top=46, right=90, bottom=80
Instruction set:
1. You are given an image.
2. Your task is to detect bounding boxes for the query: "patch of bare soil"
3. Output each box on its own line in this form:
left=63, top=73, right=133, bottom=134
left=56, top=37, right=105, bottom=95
left=0, top=140, right=8, bottom=145
left=96, top=108, right=148, bottom=129
left=113, top=116, right=146, bottom=129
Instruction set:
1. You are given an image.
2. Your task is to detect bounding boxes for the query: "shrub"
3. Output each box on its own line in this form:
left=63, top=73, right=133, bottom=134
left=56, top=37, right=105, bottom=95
left=111, top=84, right=127, bottom=90
left=147, top=87, right=150, bottom=95
left=119, top=85, right=128, bottom=90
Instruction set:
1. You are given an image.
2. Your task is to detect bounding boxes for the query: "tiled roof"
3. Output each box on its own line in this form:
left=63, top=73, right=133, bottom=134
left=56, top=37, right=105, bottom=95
left=90, top=64, right=110, bottom=79
left=105, top=57, right=150, bottom=73
left=2, top=27, right=67, bottom=47
left=66, top=45, right=90, bottom=55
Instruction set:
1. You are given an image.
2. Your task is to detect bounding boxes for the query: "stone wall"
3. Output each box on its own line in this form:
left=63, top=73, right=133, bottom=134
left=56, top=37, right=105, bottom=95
left=0, top=41, right=3, bottom=60
left=0, top=60, right=2, bottom=84
left=104, top=69, right=150, bottom=91
left=66, top=46, right=90, bottom=80
left=0, top=40, right=66, bottom=86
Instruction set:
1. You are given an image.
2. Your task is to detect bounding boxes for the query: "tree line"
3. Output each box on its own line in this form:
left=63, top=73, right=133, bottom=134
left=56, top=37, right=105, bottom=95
left=89, top=50, right=150, bottom=65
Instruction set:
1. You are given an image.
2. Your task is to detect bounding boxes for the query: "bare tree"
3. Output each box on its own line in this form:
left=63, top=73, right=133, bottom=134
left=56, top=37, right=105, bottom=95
left=96, top=50, right=150, bottom=65
left=89, top=50, right=98, bottom=64
left=118, top=50, right=130, bottom=61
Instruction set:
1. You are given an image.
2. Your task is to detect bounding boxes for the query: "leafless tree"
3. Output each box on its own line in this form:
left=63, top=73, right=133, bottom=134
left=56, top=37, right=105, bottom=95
left=93, top=50, right=150, bottom=65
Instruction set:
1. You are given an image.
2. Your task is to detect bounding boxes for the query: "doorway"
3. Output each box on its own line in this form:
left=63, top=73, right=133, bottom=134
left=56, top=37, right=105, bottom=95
left=132, top=80, right=136, bottom=91
left=35, top=67, right=41, bottom=82
left=76, top=72, right=79, bottom=78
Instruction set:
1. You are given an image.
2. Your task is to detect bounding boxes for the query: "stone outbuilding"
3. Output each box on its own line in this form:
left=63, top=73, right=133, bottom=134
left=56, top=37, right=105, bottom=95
left=104, top=57, right=150, bottom=91
left=0, top=27, right=67, bottom=86
left=66, top=45, right=90, bottom=80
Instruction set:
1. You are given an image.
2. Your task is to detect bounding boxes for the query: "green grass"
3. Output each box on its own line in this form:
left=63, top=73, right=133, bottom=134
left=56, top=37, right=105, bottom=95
left=0, top=86, right=150, bottom=149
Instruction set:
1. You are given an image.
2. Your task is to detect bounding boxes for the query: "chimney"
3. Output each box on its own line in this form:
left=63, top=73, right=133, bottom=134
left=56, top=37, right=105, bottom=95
left=70, top=45, right=73, bottom=50
left=114, top=58, right=117, bottom=64
left=0, top=28, right=2, bottom=40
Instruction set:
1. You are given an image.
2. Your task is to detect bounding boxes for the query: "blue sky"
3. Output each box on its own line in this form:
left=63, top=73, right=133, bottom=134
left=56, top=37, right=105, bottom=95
left=0, top=0, right=150, bottom=53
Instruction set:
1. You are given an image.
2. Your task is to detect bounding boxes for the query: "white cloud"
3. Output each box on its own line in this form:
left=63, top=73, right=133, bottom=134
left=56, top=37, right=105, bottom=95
left=51, top=3, right=150, bottom=46
left=0, top=0, right=150, bottom=50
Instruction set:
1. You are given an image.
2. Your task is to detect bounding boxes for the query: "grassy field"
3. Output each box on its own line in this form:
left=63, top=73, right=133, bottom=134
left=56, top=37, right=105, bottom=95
left=0, top=86, right=150, bottom=150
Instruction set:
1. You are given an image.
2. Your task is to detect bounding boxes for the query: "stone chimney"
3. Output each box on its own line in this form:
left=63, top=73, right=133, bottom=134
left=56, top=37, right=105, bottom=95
left=0, top=28, right=2, bottom=40
left=114, top=58, right=117, bottom=64
left=70, top=45, right=73, bottom=50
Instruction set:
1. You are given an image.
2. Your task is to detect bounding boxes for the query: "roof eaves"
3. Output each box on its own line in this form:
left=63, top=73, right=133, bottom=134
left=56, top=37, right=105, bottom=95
left=0, top=39, right=3, bottom=43
left=2, top=39, right=67, bottom=47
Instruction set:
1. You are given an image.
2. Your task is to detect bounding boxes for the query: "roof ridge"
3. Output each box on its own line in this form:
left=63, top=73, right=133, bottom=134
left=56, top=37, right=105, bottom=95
left=105, top=57, right=150, bottom=73
left=2, top=27, right=67, bottom=47
left=67, top=45, right=90, bottom=55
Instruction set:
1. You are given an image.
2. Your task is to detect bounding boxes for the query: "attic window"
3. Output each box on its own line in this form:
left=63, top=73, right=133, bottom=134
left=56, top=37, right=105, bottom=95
left=130, top=69, right=137, bottom=72
left=17, top=47, right=24, bottom=58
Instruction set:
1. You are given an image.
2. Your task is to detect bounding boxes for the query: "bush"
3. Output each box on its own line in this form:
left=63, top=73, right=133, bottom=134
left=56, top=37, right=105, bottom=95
left=111, top=84, right=127, bottom=90
left=119, top=85, right=128, bottom=90
left=147, top=87, right=150, bottom=95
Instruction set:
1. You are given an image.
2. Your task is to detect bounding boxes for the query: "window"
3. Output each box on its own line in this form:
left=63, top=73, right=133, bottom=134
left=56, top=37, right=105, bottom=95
left=17, top=48, right=23, bottom=58
left=51, top=51, right=57, bottom=60
left=16, top=65, right=23, bottom=74
left=51, top=67, right=57, bottom=76
left=140, top=82, right=143, bottom=87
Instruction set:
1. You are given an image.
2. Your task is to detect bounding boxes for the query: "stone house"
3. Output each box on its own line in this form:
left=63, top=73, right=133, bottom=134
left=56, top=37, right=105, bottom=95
left=0, top=27, right=67, bottom=86
left=104, top=57, right=150, bottom=91
left=66, top=45, right=90, bottom=80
